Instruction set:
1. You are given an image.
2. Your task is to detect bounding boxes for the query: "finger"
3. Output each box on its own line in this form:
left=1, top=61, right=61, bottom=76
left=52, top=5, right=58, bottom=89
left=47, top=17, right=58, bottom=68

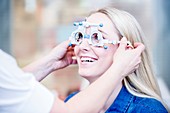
left=134, top=56, right=141, bottom=68
left=128, top=56, right=141, bottom=69
left=127, top=41, right=134, bottom=49
left=133, top=43, right=145, bottom=57
left=67, top=50, right=77, bottom=61
left=58, top=40, right=71, bottom=50
left=68, top=49, right=75, bottom=57
left=138, top=56, right=142, bottom=63
left=134, top=42, right=145, bottom=53
left=133, top=42, right=141, bottom=47
left=67, top=46, right=75, bottom=52
left=126, top=45, right=133, bottom=50
left=118, top=37, right=128, bottom=50
left=135, top=65, right=139, bottom=70
left=72, top=59, right=77, bottom=64
left=125, top=70, right=135, bottom=76
left=134, top=56, right=141, bottom=64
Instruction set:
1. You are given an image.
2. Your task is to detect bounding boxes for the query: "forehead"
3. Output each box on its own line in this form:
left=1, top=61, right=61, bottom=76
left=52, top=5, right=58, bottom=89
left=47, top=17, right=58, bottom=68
left=86, top=13, right=115, bottom=34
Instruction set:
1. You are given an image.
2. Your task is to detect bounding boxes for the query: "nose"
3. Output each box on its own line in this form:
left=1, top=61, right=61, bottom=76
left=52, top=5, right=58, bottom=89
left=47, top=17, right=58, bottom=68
left=79, top=37, right=91, bottom=52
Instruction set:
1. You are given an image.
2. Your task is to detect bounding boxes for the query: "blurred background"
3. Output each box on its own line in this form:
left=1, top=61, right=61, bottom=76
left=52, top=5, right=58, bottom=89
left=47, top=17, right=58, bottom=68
left=0, top=0, right=170, bottom=107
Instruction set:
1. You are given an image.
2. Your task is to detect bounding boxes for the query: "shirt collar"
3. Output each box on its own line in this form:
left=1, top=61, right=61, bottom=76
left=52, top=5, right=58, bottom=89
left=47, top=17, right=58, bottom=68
left=106, top=85, right=134, bottom=112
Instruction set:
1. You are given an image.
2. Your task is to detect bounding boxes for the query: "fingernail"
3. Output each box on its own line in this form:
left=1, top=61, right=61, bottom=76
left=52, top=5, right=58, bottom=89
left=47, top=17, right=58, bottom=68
left=121, top=37, right=127, bottom=41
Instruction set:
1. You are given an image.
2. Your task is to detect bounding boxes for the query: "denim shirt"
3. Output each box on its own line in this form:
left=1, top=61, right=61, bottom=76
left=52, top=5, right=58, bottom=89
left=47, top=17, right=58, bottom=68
left=65, top=86, right=168, bottom=113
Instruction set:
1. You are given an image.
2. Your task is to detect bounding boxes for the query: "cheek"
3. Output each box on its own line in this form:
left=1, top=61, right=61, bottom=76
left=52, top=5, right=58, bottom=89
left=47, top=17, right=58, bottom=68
left=100, top=45, right=118, bottom=62
left=109, top=44, right=118, bottom=54
left=101, top=45, right=118, bottom=56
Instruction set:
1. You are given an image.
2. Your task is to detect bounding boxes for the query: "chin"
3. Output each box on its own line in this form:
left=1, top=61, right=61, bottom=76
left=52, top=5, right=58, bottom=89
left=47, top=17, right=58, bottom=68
left=79, top=69, right=101, bottom=81
left=79, top=70, right=91, bottom=77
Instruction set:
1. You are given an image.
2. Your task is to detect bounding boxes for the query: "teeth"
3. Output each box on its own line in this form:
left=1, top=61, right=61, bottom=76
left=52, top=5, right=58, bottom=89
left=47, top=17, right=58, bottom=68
left=81, top=57, right=95, bottom=62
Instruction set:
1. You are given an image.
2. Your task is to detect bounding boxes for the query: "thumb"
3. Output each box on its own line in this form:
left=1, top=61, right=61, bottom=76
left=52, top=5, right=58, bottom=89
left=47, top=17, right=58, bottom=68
left=50, top=40, right=70, bottom=58
left=58, top=40, right=70, bottom=49
left=118, top=37, right=127, bottom=50
left=134, top=42, right=145, bottom=53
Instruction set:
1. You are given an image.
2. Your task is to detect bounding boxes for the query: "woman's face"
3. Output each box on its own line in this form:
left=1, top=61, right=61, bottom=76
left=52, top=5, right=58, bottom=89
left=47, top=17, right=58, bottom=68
left=74, top=13, right=120, bottom=83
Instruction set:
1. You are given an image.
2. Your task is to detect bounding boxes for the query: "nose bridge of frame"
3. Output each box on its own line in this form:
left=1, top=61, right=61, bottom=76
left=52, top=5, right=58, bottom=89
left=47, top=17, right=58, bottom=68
left=79, top=27, right=91, bottom=44
left=80, top=25, right=94, bottom=44
left=81, top=33, right=91, bottom=45
left=84, top=34, right=90, bottom=39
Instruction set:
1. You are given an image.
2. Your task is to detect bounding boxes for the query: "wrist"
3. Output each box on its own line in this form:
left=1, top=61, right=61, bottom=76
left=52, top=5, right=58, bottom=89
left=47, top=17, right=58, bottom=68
left=33, top=55, right=54, bottom=81
left=42, top=55, right=56, bottom=73
left=110, top=62, right=125, bottom=80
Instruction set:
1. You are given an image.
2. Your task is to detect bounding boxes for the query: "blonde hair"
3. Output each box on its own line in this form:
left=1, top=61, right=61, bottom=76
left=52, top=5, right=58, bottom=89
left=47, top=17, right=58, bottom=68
left=91, top=7, right=169, bottom=110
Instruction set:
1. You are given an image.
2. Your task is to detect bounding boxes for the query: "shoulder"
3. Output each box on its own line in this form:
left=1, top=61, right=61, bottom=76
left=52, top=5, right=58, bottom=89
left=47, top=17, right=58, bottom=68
left=131, top=96, right=168, bottom=113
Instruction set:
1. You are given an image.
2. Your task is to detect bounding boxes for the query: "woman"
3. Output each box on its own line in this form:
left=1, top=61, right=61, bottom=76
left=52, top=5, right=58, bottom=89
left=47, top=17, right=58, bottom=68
left=65, top=7, right=168, bottom=112
left=22, top=30, right=144, bottom=112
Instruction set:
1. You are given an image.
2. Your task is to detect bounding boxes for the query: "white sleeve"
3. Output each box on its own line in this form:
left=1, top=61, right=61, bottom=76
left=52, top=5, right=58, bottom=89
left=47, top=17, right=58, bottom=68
left=0, top=50, right=54, bottom=113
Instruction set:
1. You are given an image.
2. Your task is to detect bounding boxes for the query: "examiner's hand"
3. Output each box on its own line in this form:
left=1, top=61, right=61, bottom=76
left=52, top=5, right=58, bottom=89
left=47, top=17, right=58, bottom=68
left=47, top=40, right=77, bottom=71
left=113, top=37, right=145, bottom=77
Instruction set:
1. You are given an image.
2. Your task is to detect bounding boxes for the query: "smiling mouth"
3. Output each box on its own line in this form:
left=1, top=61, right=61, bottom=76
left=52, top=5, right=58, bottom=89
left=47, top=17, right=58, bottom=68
left=80, top=57, right=97, bottom=63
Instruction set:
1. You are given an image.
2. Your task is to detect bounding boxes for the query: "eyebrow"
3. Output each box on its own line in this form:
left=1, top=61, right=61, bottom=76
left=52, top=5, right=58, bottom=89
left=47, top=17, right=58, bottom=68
left=98, top=29, right=108, bottom=35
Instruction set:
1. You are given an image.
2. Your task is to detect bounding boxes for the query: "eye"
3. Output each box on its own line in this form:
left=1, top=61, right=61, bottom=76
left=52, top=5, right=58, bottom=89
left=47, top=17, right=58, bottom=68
left=75, top=32, right=83, bottom=43
left=102, top=36, right=106, bottom=39
left=91, top=33, right=100, bottom=44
